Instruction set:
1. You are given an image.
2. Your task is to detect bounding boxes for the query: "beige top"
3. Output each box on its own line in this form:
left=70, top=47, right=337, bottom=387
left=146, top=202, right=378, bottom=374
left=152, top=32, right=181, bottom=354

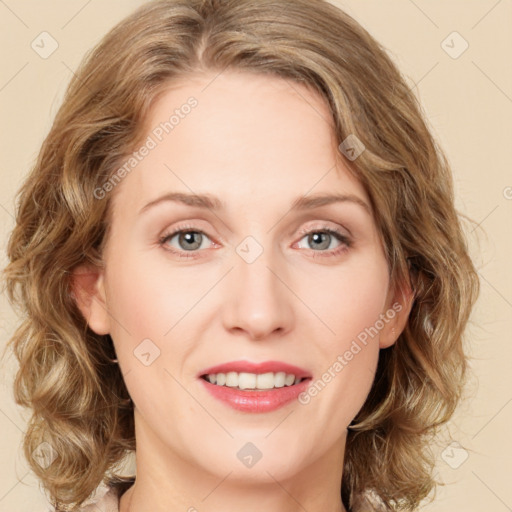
left=70, top=483, right=388, bottom=512
left=75, top=484, right=121, bottom=512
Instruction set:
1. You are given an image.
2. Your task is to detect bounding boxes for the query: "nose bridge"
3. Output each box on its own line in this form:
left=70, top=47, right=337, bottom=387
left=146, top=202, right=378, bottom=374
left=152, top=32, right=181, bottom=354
left=222, top=237, right=293, bottom=339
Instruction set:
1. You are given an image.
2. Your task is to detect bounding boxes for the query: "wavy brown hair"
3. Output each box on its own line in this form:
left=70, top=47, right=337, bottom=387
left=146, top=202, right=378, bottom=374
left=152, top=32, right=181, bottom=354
left=2, top=0, right=479, bottom=510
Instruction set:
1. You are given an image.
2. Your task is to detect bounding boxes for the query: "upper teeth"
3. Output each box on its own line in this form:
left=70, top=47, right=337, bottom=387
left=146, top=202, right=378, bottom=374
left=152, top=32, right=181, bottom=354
left=204, top=371, right=303, bottom=390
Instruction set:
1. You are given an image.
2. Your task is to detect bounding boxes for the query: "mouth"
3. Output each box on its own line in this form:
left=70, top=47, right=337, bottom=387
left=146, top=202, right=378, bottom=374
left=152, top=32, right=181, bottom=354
left=197, top=363, right=313, bottom=413
left=197, top=360, right=313, bottom=392
left=200, top=371, right=311, bottom=391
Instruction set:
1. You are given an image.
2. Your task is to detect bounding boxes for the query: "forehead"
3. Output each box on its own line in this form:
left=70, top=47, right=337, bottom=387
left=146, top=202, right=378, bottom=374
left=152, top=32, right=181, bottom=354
left=109, top=70, right=369, bottom=217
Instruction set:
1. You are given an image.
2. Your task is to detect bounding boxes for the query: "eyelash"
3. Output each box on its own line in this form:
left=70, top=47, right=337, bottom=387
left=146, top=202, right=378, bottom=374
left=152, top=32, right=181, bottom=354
left=158, top=223, right=352, bottom=260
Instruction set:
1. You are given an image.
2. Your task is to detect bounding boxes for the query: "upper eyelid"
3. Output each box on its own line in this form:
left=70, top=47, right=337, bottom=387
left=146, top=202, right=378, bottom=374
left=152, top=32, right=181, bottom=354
left=161, top=221, right=348, bottom=236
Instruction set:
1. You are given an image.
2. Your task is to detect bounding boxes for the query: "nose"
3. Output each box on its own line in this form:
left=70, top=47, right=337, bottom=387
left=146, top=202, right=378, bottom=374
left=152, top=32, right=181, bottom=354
left=221, top=247, right=294, bottom=341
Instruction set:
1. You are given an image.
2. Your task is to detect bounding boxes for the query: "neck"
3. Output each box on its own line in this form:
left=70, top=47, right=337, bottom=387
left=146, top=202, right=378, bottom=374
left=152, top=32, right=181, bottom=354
left=121, top=474, right=347, bottom=512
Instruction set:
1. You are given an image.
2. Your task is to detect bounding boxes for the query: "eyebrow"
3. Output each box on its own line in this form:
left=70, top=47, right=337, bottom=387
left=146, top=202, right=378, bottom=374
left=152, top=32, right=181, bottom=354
left=139, top=191, right=372, bottom=215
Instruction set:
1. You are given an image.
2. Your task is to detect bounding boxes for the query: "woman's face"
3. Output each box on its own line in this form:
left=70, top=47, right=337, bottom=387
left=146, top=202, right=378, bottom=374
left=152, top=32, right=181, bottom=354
left=76, top=70, right=411, bottom=485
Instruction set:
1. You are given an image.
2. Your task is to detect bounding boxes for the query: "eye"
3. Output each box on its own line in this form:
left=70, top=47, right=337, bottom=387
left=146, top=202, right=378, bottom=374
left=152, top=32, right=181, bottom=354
left=158, top=223, right=352, bottom=260
left=159, top=225, right=215, bottom=258
left=295, top=226, right=351, bottom=257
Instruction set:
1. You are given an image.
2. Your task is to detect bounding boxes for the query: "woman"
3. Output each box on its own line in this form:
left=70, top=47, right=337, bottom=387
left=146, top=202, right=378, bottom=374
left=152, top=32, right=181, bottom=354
left=3, top=0, right=479, bottom=511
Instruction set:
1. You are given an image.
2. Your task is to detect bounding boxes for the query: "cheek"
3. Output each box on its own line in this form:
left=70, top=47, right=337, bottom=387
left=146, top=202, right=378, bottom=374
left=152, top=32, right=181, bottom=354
left=104, top=252, right=198, bottom=342
left=298, top=251, right=388, bottom=415
left=307, top=251, right=389, bottom=344
left=103, top=254, right=196, bottom=408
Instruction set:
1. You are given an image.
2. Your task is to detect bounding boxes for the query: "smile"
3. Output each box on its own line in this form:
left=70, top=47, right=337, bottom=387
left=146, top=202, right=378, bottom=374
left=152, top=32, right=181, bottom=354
left=201, top=371, right=307, bottom=390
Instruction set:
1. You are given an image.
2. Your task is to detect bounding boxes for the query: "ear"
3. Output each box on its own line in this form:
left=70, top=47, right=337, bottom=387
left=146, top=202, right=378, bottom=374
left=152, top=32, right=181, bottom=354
left=379, top=276, right=415, bottom=349
left=70, top=264, right=111, bottom=335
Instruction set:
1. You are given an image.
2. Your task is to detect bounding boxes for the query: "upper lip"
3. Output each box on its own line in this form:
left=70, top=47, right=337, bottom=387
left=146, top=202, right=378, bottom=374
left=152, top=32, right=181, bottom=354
left=198, top=360, right=312, bottom=379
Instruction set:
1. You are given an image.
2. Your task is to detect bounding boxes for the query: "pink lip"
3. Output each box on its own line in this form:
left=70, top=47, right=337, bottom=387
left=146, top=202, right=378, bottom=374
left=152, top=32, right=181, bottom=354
left=197, top=360, right=312, bottom=413
left=198, top=360, right=312, bottom=379
left=199, top=377, right=312, bottom=413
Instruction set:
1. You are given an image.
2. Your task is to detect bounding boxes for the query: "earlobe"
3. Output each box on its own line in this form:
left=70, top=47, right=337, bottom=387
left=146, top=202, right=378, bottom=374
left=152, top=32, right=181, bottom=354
left=70, top=264, right=111, bottom=335
left=379, top=279, right=415, bottom=349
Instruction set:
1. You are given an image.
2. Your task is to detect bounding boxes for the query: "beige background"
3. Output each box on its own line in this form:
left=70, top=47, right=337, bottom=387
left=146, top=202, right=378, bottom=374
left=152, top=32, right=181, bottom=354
left=1, top=1, right=511, bottom=510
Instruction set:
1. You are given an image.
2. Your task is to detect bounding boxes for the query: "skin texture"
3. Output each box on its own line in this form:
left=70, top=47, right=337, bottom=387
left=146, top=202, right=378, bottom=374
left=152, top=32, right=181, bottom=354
left=73, top=70, right=413, bottom=512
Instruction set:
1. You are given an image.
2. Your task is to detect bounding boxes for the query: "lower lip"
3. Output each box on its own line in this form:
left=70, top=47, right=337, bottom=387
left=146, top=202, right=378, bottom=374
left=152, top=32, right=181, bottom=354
left=199, top=377, right=312, bottom=413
